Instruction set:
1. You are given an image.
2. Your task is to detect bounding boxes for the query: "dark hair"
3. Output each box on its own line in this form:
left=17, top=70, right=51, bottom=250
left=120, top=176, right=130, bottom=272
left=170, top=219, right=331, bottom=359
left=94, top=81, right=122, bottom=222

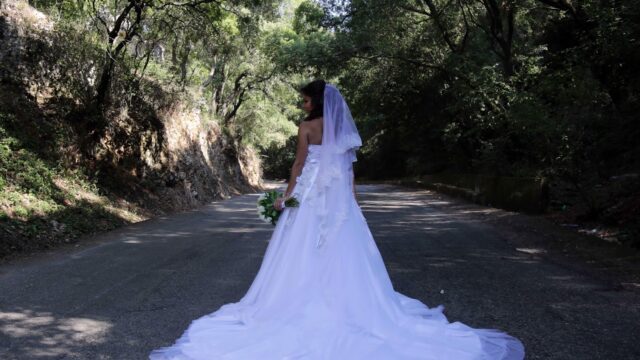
left=300, top=79, right=325, bottom=121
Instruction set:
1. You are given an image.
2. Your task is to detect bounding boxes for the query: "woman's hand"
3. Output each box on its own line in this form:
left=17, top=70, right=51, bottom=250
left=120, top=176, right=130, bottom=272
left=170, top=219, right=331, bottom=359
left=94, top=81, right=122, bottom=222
left=274, top=197, right=284, bottom=211
left=274, top=195, right=289, bottom=211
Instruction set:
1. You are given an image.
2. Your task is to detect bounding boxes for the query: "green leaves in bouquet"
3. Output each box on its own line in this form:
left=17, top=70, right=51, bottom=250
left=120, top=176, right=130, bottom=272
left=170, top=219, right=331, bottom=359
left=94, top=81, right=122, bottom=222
left=257, top=190, right=280, bottom=225
left=284, top=197, right=300, bottom=208
left=257, top=190, right=300, bottom=226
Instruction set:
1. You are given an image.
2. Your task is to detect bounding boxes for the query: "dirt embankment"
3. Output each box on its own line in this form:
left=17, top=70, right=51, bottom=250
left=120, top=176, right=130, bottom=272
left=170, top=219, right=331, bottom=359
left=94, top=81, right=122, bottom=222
left=0, top=0, right=264, bottom=260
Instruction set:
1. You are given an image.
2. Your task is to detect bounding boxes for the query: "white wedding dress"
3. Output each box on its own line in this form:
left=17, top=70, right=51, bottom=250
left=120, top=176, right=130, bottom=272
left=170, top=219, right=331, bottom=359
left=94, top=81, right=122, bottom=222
left=149, top=144, right=525, bottom=360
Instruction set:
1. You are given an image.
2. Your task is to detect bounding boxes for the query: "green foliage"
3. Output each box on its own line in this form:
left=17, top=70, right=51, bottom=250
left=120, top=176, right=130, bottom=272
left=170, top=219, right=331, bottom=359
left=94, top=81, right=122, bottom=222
left=293, top=1, right=324, bottom=34
left=0, top=115, right=57, bottom=199
left=0, top=110, right=134, bottom=258
left=16, top=0, right=638, bottom=245
left=235, top=84, right=300, bottom=150
left=255, top=0, right=640, bottom=243
left=261, top=134, right=298, bottom=180
left=308, top=0, right=639, bottom=178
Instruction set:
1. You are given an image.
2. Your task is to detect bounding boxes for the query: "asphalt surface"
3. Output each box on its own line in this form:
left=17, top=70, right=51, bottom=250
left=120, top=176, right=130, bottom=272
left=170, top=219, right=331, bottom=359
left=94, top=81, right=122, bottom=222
left=1, top=183, right=639, bottom=359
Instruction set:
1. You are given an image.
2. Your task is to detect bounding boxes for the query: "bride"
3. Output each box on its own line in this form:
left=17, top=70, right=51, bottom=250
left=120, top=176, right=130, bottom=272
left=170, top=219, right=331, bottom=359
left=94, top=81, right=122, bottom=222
left=149, top=80, right=525, bottom=359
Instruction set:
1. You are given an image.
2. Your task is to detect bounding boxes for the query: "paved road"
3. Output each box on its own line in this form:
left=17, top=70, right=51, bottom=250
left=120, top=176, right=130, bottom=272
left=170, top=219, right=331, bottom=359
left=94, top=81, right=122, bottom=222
left=1, top=184, right=639, bottom=359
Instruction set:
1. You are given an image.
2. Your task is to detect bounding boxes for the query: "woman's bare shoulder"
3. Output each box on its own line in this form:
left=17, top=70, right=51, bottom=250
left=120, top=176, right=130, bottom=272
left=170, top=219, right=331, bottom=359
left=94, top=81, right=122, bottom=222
left=299, top=118, right=322, bottom=139
left=297, top=121, right=312, bottom=139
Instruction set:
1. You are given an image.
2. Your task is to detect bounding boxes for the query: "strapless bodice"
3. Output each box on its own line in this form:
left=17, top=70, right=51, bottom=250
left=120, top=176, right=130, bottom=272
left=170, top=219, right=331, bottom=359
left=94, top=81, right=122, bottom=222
left=288, top=144, right=323, bottom=203
left=305, top=144, right=323, bottom=163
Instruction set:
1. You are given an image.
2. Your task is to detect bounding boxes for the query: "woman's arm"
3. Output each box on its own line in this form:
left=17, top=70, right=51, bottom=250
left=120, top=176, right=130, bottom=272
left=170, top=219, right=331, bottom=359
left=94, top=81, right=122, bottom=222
left=275, top=124, right=309, bottom=210
left=285, top=124, right=310, bottom=196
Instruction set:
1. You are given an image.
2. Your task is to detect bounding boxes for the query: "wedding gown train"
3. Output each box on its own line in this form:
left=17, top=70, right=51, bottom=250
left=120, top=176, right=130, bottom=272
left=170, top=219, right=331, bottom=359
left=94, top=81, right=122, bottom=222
left=149, top=144, right=525, bottom=359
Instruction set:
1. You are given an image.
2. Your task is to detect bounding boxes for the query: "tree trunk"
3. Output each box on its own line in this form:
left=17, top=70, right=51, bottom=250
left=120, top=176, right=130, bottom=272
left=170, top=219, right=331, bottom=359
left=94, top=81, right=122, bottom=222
left=480, top=0, right=516, bottom=78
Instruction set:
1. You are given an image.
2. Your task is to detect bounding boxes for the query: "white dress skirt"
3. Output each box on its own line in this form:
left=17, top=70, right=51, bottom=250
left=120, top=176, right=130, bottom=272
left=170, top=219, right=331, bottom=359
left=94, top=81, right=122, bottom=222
left=149, top=144, right=525, bottom=360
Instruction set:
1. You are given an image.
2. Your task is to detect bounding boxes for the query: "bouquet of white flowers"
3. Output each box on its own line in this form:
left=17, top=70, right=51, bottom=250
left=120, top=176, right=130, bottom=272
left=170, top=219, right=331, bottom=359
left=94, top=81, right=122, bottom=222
left=257, top=190, right=300, bottom=225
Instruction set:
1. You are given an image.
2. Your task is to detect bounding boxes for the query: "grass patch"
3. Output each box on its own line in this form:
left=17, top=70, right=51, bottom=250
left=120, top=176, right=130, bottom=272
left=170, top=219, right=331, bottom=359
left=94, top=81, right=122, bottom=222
left=0, top=112, right=146, bottom=259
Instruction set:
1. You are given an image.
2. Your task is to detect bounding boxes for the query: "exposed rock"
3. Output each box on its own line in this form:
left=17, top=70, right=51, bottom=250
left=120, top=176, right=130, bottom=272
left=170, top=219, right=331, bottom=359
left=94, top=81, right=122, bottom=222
left=0, top=0, right=265, bottom=259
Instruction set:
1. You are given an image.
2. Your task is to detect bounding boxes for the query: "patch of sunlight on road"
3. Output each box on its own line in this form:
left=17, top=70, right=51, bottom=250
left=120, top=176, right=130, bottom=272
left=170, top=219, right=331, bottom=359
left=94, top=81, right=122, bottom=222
left=621, top=282, right=640, bottom=289
left=458, top=208, right=503, bottom=215
left=515, top=248, right=546, bottom=255
left=387, top=262, right=421, bottom=273
left=209, top=206, right=254, bottom=212
left=427, top=262, right=457, bottom=267
left=362, top=200, right=415, bottom=208
left=427, top=201, right=452, bottom=206
left=0, top=309, right=112, bottom=358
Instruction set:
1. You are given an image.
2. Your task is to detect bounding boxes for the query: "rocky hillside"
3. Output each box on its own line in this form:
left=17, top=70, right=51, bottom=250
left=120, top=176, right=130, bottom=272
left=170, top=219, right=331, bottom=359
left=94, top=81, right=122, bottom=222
left=0, top=0, right=263, bottom=259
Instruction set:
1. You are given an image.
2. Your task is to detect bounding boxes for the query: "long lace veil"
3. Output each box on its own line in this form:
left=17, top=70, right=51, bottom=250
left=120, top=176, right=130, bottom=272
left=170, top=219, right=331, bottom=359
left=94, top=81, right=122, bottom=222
left=311, top=84, right=362, bottom=248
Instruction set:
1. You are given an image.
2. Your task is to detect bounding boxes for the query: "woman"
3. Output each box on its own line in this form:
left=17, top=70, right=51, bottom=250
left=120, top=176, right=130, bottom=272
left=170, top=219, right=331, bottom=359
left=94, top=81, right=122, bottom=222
left=273, top=79, right=347, bottom=212
left=149, top=80, right=525, bottom=359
